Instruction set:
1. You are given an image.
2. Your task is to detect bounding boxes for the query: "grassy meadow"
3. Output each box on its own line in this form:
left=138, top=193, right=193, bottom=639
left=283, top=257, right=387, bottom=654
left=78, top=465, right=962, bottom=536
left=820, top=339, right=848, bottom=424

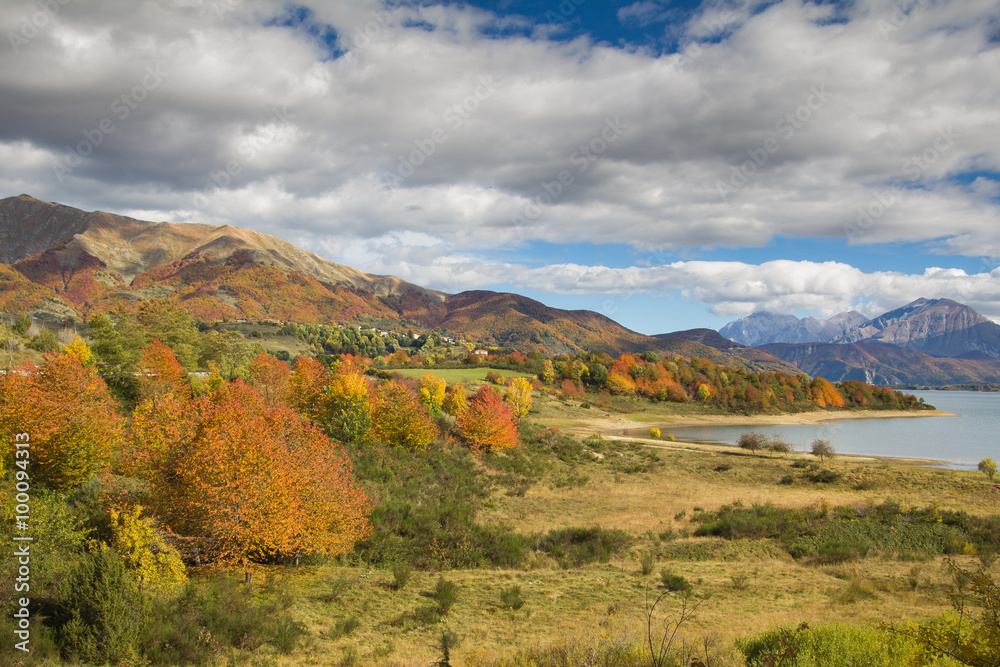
left=228, top=390, right=998, bottom=666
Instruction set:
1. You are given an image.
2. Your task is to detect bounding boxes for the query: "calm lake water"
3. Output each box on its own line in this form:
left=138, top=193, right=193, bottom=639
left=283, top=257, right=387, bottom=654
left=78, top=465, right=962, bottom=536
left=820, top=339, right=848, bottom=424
left=661, top=391, right=1000, bottom=469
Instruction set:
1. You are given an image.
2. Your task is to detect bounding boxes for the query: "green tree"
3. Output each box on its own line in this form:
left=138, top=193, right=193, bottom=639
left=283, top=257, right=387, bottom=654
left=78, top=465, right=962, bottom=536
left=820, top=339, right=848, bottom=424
left=12, top=314, right=31, bottom=336
left=811, top=438, right=835, bottom=462
left=737, top=432, right=768, bottom=456
left=978, top=457, right=997, bottom=482
left=50, top=547, right=144, bottom=665
left=201, top=329, right=256, bottom=378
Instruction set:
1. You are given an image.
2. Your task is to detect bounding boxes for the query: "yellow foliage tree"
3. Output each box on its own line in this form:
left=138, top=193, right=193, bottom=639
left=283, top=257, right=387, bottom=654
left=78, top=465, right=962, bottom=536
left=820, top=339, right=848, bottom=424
left=370, top=381, right=438, bottom=450
left=443, top=382, right=467, bottom=416
left=418, top=373, right=447, bottom=413
left=503, top=377, right=533, bottom=421
left=108, top=505, right=187, bottom=595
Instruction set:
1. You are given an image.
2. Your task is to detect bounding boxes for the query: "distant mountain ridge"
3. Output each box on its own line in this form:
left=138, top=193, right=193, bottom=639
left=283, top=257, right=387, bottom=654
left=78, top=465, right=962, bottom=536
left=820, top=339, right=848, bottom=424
left=762, top=341, right=1000, bottom=386
left=831, top=298, right=1000, bottom=359
left=0, top=194, right=798, bottom=371
left=720, top=310, right=867, bottom=346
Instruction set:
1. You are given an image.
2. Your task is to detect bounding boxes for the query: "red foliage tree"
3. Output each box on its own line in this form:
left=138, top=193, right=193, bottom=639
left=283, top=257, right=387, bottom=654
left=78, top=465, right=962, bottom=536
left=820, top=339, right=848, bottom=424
left=456, top=385, right=520, bottom=454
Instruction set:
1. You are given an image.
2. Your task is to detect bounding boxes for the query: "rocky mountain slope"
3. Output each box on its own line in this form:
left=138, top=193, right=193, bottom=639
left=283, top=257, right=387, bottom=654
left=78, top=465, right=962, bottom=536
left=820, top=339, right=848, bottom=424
left=0, top=194, right=800, bottom=369
left=720, top=310, right=866, bottom=346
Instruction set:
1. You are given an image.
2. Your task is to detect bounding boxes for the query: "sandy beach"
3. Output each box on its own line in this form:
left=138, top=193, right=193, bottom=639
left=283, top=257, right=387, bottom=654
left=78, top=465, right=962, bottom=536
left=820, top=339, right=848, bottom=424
left=571, top=408, right=955, bottom=436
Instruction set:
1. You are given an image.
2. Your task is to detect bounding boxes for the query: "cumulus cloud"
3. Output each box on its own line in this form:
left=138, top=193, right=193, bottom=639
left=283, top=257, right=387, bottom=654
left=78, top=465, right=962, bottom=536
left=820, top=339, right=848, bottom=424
left=1, top=0, right=999, bottom=323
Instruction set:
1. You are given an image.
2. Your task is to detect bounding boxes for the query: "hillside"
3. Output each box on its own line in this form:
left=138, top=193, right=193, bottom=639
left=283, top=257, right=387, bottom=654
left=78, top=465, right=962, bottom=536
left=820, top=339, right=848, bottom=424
left=0, top=194, right=800, bottom=368
left=761, top=341, right=1000, bottom=385
left=653, top=328, right=803, bottom=375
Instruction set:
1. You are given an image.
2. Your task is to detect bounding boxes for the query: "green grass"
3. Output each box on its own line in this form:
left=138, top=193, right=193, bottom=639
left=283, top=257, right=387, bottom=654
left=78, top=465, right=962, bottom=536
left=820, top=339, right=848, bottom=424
left=389, top=367, right=534, bottom=384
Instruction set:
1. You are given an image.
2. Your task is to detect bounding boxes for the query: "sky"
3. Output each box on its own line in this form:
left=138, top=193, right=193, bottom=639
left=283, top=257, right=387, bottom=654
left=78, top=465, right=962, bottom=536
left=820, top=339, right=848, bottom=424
left=2, top=0, right=999, bottom=334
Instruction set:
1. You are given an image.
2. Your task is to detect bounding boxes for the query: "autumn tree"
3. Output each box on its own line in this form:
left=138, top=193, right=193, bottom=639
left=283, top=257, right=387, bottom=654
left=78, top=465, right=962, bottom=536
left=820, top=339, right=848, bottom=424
left=0, top=338, right=123, bottom=489
left=419, top=373, right=447, bottom=413
left=369, top=381, right=438, bottom=450
left=443, top=382, right=467, bottom=416
left=246, top=352, right=291, bottom=408
left=457, top=385, right=520, bottom=454
left=504, top=377, right=533, bottom=421
left=137, top=339, right=193, bottom=408
left=323, top=369, right=372, bottom=443
left=289, top=355, right=330, bottom=423
left=125, top=378, right=371, bottom=580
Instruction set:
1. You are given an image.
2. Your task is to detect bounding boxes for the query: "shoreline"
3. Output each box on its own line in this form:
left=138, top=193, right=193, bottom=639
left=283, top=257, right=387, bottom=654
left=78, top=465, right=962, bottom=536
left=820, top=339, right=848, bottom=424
left=566, top=408, right=955, bottom=436
left=559, top=409, right=958, bottom=467
left=649, top=408, right=956, bottom=428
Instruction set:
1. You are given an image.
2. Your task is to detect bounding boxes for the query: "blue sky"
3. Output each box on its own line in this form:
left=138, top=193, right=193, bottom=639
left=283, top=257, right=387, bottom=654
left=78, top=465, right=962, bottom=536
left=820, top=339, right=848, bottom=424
left=1, top=0, right=999, bottom=333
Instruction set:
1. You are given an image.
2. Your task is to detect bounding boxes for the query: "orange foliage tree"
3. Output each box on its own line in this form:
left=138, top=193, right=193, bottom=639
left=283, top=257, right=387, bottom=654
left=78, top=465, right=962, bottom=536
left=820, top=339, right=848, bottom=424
left=0, top=338, right=123, bottom=489
left=369, top=381, right=438, bottom=450
left=457, top=385, right=520, bottom=454
left=289, top=356, right=329, bottom=422
left=125, top=346, right=370, bottom=578
left=810, top=377, right=845, bottom=408
left=246, top=352, right=292, bottom=407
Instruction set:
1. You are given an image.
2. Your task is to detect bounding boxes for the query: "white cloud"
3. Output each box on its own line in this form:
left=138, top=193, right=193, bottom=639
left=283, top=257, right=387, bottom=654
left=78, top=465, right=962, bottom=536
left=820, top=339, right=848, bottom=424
left=1, top=0, right=999, bottom=324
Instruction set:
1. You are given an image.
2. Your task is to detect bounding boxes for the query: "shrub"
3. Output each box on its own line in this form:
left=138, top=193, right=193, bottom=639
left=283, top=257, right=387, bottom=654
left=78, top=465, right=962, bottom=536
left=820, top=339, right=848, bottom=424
left=778, top=474, right=795, bottom=485
left=435, top=577, right=459, bottom=616
left=640, top=551, right=656, bottom=576
left=659, top=568, right=692, bottom=592
left=535, top=527, right=632, bottom=567
left=738, top=622, right=922, bottom=667
left=649, top=427, right=661, bottom=439
left=391, top=562, right=412, bottom=591
left=730, top=573, right=751, bottom=591
left=499, top=585, right=526, bottom=610
left=50, top=547, right=144, bottom=665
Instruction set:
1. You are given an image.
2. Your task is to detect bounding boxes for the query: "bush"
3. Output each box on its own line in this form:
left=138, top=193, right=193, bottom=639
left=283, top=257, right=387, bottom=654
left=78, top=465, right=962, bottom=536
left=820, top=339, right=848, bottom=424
left=738, top=622, right=922, bottom=667
left=659, top=568, right=692, bottom=592
left=535, top=527, right=632, bottom=567
left=499, top=585, right=526, bottom=610
left=138, top=573, right=305, bottom=664
left=649, top=427, right=661, bottom=439
left=391, top=562, right=412, bottom=590
left=811, top=438, right=835, bottom=461
left=640, top=551, right=656, bottom=576
left=50, top=547, right=144, bottom=665
left=434, top=577, right=459, bottom=616
left=737, top=432, right=768, bottom=455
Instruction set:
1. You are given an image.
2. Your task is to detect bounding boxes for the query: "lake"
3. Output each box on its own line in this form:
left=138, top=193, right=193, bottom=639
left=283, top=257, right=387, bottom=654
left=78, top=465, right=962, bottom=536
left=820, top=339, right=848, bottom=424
left=662, top=391, right=1000, bottom=469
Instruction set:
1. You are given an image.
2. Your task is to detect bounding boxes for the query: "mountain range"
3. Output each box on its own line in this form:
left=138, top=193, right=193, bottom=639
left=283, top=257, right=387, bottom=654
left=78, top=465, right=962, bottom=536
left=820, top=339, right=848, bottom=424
left=0, top=194, right=800, bottom=372
left=720, top=299, right=1000, bottom=385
